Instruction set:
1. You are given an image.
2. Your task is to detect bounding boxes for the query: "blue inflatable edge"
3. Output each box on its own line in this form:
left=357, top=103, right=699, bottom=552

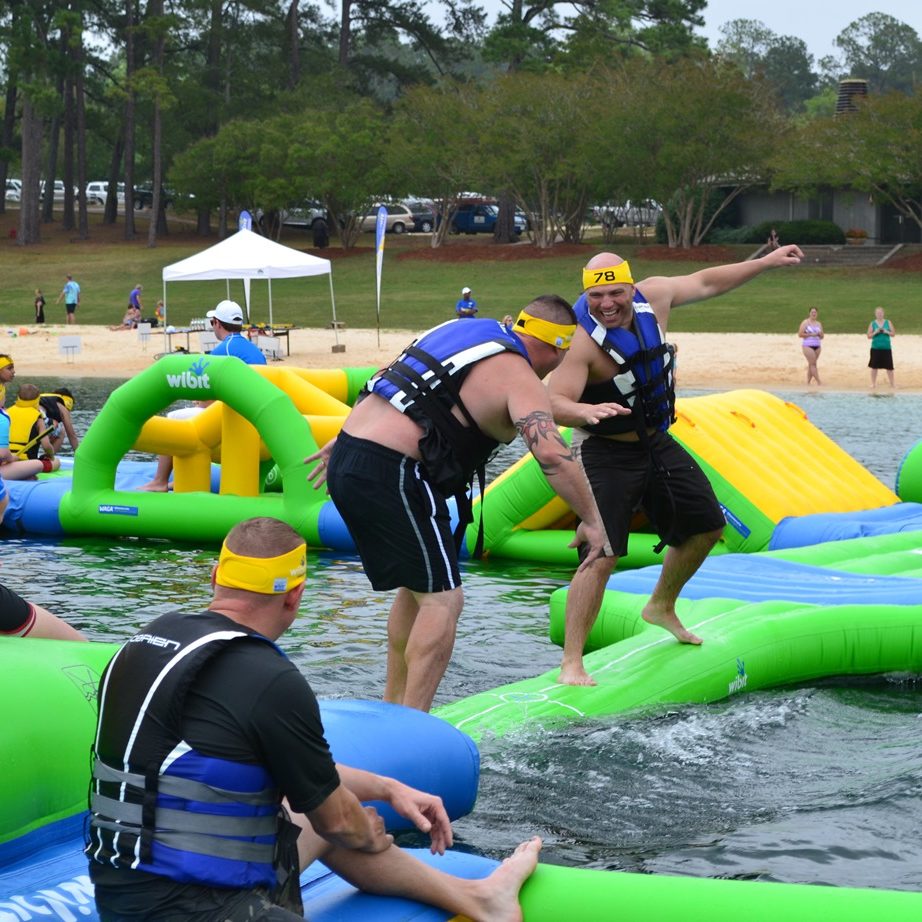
left=605, top=553, right=922, bottom=605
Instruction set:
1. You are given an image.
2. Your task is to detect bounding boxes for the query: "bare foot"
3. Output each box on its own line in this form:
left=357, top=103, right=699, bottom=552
left=558, top=661, right=597, bottom=686
left=138, top=481, right=171, bottom=492
left=641, top=607, right=702, bottom=645
left=474, top=837, right=542, bottom=922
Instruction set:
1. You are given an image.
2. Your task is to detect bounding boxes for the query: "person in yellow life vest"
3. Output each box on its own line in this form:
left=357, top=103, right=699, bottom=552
left=0, top=354, right=14, bottom=408
left=1, top=383, right=60, bottom=480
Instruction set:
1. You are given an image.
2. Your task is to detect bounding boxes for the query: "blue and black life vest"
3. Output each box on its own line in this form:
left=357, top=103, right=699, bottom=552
left=574, top=290, right=676, bottom=436
left=85, top=611, right=285, bottom=890
left=368, top=318, right=531, bottom=554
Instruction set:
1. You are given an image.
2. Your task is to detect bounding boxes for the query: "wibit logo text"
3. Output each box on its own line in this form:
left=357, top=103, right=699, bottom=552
left=167, top=358, right=211, bottom=390
left=728, top=658, right=748, bottom=695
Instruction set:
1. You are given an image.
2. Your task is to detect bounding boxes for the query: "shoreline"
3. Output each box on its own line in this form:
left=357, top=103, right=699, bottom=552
left=2, top=324, right=919, bottom=394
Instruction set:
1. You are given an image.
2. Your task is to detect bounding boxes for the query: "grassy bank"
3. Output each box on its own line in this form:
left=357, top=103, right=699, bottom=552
left=1, top=209, right=919, bottom=336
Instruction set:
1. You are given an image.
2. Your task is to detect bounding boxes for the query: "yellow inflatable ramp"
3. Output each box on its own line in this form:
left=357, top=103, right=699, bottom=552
left=672, top=389, right=897, bottom=552
left=467, top=389, right=898, bottom=563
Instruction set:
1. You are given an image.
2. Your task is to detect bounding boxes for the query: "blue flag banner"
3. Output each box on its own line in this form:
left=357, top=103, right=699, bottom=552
left=238, top=210, right=252, bottom=231
left=375, top=206, right=388, bottom=347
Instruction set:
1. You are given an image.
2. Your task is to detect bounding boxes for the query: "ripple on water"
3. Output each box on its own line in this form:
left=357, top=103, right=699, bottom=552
left=461, top=684, right=922, bottom=887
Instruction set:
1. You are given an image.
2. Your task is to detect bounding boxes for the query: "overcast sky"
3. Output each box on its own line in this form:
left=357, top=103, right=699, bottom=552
left=471, top=2, right=922, bottom=62
left=693, top=1, right=922, bottom=60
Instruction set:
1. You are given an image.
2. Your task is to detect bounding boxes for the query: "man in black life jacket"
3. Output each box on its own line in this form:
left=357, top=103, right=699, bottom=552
left=549, top=246, right=803, bottom=686
left=87, top=516, right=541, bottom=921
left=306, top=295, right=613, bottom=712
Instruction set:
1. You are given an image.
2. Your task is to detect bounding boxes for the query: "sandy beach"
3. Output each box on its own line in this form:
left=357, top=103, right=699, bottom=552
left=1, top=323, right=919, bottom=393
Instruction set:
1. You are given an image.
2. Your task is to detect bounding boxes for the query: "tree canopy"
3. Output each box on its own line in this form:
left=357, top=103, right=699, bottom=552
left=1, top=3, right=919, bottom=248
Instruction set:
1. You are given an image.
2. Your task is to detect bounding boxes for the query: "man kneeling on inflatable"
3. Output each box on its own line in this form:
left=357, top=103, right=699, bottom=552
left=86, top=516, right=540, bottom=921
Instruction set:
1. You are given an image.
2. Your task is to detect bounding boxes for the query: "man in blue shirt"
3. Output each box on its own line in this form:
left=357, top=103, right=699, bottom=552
left=455, top=287, right=477, bottom=318
left=56, top=274, right=81, bottom=325
left=206, top=299, right=267, bottom=365
left=128, top=283, right=144, bottom=317
left=140, top=301, right=265, bottom=492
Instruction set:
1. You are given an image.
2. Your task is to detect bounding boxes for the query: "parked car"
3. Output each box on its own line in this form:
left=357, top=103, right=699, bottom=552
left=406, top=201, right=436, bottom=233
left=133, top=185, right=176, bottom=209
left=358, top=203, right=414, bottom=234
left=86, top=181, right=125, bottom=205
left=280, top=201, right=330, bottom=230
left=5, top=179, right=21, bottom=202
left=450, top=202, right=526, bottom=235
left=39, top=180, right=73, bottom=202
left=595, top=199, right=662, bottom=228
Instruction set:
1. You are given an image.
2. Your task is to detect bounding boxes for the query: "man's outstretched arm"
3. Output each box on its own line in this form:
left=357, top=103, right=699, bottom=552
left=643, top=244, right=804, bottom=311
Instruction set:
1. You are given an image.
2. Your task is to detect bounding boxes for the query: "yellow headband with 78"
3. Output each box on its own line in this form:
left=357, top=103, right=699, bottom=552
left=582, top=261, right=634, bottom=291
left=0, top=357, right=12, bottom=371
left=513, top=311, right=575, bottom=349
left=216, top=542, right=307, bottom=595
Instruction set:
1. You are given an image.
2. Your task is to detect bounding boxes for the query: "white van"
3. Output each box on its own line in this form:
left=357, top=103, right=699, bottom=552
left=5, top=178, right=21, bottom=202
left=86, top=181, right=125, bottom=205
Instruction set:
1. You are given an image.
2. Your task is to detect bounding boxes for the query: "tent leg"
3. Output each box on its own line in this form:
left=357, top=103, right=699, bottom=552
left=329, top=274, right=345, bottom=353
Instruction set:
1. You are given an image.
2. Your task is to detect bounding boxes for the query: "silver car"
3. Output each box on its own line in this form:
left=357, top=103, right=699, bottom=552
left=359, top=203, right=413, bottom=234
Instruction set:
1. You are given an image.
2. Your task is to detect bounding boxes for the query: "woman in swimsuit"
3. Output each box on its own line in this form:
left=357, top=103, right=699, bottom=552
left=798, top=306, right=824, bottom=385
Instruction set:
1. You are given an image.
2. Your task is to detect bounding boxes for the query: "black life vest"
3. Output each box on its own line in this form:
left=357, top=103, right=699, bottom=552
left=86, top=610, right=286, bottom=890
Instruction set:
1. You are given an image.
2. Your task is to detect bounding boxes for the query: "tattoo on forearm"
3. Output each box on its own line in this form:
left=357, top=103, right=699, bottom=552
left=515, top=411, right=574, bottom=474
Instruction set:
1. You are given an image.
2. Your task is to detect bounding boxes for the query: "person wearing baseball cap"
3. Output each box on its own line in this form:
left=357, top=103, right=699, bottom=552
left=455, top=286, right=477, bottom=318
left=205, top=299, right=267, bottom=364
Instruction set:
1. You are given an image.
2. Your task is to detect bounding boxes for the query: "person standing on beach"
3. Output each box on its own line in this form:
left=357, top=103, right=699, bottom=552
left=455, top=287, right=477, bottom=318
left=34, top=289, right=46, bottom=324
left=56, top=274, right=81, bottom=325
left=798, top=306, right=824, bottom=386
left=867, top=305, right=896, bottom=389
left=128, top=283, right=144, bottom=320
left=307, top=297, right=612, bottom=712
left=548, top=245, right=804, bottom=686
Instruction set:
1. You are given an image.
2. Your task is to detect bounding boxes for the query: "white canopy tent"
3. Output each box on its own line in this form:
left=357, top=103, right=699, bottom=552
left=160, top=227, right=339, bottom=349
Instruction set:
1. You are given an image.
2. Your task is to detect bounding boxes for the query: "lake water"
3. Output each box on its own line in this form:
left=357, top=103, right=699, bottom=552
left=3, top=379, right=922, bottom=891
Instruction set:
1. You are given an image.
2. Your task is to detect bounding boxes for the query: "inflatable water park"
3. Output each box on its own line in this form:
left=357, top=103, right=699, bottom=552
left=3, top=352, right=922, bottom=917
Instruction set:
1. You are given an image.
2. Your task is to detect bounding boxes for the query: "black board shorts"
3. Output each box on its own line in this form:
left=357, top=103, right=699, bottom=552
left=96, top=885, right=302, bottom=922
left=576, top=430, right=726, bottom=557
left=0, top=583, right=35, bottom=636
left=327, top=431, right=462, bottom=594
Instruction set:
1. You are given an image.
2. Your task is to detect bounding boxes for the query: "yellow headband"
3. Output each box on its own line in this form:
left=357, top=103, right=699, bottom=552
left=582, top=261, right=634, bottom=291
left=0, top=357, right=12, bottom=370
left=216, top=542, right=307, bottom=595
left=44, top=392, right=75, bottom=411
left=513, top=311, right=575, bottom=350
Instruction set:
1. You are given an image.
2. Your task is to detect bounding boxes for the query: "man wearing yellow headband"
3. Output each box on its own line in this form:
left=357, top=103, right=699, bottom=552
left=88, top=516, right=541, bottom=920
left=550, top=244, right=804, bottom=686
left=307, top=295, right=608, bottom=712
